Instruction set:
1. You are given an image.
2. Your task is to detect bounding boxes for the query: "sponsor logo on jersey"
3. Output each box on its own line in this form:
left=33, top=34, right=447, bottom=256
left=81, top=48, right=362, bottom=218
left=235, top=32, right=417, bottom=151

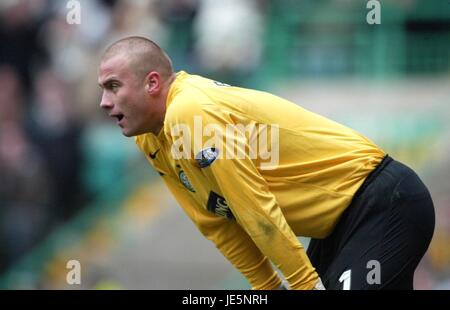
left=207, top=191, right=235, bottom=220
left=195, top=147, right=219, bottom=168
left=179, top=170, right=195, bottom=192
left=149, top=149, right=160, bottom=159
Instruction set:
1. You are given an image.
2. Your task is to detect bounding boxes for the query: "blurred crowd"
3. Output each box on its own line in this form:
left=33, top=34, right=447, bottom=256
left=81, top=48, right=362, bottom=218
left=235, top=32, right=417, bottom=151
left=0, top=0, right=449, bottom=289
left=0, top=0, right=266, bottom=275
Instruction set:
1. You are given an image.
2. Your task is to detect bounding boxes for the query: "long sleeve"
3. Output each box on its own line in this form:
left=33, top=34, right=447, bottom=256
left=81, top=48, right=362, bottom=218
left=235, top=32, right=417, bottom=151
left=161, top=173, right=283, bottom=290
left=208, top=140, right=318, bottom=289
left=164, top=97, right=319, bottom=290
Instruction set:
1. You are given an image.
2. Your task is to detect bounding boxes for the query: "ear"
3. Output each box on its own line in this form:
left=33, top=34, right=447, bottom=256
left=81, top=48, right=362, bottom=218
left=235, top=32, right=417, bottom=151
left=145, top=71, right=161, bottom=95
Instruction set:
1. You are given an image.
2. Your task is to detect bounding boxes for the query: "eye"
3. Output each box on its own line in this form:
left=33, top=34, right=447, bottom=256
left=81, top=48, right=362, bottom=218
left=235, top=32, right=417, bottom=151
left=107, top=81, right=120, bottom=92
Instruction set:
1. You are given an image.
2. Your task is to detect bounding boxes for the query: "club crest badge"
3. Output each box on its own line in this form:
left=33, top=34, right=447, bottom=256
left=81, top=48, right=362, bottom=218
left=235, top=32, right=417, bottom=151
left=179, top=170, right=195, bottom=192
left=195, top=147, right=219, bottom=168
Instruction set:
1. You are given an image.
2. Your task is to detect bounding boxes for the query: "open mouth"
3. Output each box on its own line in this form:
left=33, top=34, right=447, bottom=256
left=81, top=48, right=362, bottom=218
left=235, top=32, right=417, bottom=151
left=111, top=113, right=124, bottom=123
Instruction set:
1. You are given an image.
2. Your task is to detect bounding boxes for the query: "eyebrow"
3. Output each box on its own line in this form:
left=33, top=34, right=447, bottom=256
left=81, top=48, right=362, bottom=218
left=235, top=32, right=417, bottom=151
left=98, top=77, right=120, bottom=89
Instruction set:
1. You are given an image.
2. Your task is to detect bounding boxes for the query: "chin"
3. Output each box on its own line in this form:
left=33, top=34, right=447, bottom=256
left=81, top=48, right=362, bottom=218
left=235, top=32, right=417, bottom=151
left=121, top=128, right=136, bottom=137
left=122, top=127, right=149, bottom=137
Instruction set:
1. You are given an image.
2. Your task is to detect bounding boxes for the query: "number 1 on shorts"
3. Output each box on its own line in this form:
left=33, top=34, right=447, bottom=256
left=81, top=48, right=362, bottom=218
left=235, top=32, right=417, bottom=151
left=339, top=269, right=352, bottom=290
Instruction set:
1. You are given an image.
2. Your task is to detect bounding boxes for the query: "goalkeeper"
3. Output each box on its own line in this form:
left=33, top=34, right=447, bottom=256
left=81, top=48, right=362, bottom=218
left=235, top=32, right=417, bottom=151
left=97, top=36, right=435, bottom=290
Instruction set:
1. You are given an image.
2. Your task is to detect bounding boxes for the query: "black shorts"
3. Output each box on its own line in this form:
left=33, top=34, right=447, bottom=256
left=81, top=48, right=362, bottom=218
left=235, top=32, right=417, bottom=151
left=306, top=155, right=435, bottom=290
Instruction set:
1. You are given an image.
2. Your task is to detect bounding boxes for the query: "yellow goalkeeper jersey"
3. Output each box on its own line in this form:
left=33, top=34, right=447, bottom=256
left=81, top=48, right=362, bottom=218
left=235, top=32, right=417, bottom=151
left=135, top=71, right=385, bottom=290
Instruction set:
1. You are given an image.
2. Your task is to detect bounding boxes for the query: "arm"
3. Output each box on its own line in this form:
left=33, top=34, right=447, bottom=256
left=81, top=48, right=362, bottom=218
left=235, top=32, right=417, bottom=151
left=207, top=135, right=319, bottom=289
left=164, top=99, right=319, bottom=290
left=162, top=174, right=283, bottom=290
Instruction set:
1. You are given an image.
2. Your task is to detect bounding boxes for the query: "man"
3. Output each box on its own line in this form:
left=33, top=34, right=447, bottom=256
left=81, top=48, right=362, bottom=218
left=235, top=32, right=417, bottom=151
left=98, top=36, right=435, bottom=290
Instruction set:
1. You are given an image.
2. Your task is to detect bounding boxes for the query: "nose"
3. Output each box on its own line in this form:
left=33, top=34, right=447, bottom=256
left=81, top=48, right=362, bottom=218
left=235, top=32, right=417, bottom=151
left=100, top=92, right=113, bottom=110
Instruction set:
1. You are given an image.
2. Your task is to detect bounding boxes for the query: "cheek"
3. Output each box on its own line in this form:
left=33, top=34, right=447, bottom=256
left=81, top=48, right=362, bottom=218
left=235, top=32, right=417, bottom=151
left=113, top=92, right=126, bottom=108
left=133, top=92, right=150, bottom=115
left=127, top=95, right=149, bottom=126
left=118, top=90, right=138, bottom=112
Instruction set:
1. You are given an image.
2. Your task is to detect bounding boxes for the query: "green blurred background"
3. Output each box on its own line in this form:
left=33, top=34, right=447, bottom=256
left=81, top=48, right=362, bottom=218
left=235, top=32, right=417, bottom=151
left=0, top=0, right=449, bottom=289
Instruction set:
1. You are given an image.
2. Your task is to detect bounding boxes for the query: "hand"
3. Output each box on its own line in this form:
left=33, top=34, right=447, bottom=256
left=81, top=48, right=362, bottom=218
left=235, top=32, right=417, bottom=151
left=275, top=282, right=289, bottom=290
left=313, top=277, right=326, bottom=290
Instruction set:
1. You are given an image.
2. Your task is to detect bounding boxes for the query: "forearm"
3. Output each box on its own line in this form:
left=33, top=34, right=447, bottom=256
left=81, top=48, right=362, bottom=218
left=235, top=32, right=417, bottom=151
left=203, top=219, right=283, bottom=290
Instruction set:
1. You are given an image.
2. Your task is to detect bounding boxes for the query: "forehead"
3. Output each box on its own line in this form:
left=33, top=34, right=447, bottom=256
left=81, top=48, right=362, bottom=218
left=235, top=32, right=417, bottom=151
left=98, top=55, right=132, bottom=83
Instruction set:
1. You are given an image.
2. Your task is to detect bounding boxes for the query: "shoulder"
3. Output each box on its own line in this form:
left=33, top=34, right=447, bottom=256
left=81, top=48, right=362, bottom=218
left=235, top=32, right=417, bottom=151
left=164, top=89, right=214, bottom=128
